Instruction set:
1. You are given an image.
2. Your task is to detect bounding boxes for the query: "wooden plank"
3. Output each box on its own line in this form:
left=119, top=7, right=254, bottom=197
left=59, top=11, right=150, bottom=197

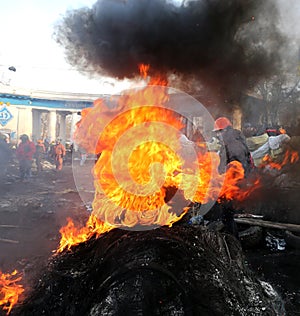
left=235, top=218, right=300, bottom=233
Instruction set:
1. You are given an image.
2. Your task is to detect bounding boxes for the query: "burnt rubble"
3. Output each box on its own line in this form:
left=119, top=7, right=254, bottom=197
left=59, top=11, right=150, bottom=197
left=14, top=226, right=284, bottom=316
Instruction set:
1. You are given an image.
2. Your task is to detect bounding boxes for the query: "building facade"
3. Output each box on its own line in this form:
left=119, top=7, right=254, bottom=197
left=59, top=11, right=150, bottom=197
left=0, top=87, right=105, bottom=144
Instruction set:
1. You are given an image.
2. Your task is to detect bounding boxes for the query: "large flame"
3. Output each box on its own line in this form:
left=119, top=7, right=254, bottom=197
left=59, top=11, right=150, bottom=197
left=65, top=72, right=258, bottom=233
left=0, top=269, right=24, bottom=315
left=4, top=67, right=298, bottom=316
left=2, top=69, right=297, bottom=316
left=57, top=66, right=300, bottom=252
left=57, top=65, right=264, bottom=252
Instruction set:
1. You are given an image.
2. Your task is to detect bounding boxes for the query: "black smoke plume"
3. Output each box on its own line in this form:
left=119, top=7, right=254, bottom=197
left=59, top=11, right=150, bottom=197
left=54, top=0, right=286, bottom=97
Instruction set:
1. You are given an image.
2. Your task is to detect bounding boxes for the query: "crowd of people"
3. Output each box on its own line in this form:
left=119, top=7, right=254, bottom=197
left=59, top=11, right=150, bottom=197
left=0, top=134, right=68, bottom=182
left=0, top=118, right=296, bottom=243
left=0, top=118, right=293, bottom=184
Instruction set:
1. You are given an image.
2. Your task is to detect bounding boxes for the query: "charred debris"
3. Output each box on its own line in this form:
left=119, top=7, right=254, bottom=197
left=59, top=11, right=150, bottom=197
left=14, top=225, right=284, bottom=316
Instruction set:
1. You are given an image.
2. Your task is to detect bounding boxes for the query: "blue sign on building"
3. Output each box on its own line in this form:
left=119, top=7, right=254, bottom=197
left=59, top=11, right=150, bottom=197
left=0, top=93, right=95, bottom=110
left=0, top=106, right=13, bottom=126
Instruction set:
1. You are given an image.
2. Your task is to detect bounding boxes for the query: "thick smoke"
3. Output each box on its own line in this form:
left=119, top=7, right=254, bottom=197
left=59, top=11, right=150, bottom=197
left=54, top=0, right=286, bottom=97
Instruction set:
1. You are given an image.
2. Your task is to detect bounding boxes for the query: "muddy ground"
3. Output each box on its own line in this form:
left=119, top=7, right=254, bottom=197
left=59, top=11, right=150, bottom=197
left=0, top=156, right=91, bottom=286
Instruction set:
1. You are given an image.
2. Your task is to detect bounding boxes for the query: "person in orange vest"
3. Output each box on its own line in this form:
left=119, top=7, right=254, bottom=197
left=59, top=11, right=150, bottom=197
left=51, top=138, right=66, bottom=171
left=16, top=134, right=36, bottom=181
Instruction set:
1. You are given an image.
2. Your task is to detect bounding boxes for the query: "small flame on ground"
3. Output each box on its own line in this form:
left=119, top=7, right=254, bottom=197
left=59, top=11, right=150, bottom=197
left=0, top=269, right=24, bottom=315
left=57, top=215, right=115, bottom=253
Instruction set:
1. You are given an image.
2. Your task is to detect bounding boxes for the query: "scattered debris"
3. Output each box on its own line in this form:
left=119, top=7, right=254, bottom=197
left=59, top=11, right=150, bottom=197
left=265, top=232, right=286, bottom=251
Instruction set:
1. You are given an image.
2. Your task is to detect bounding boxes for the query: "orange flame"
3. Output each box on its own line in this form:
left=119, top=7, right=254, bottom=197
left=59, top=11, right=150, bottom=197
left=57, top=215, right=114, bottom=253
left=279, top=127, right=286, bottom=134
left=0, top=269, right=24, bottom=315
left=219, top=161, right=260, bottom=201
left=139, top=63, right=150, bottom=78
left=138, top=63, right=168, bottom=86
left=188, top=155, right=259, bottom=203
left=290, top=150, right=299, bottom=164
left=59, top=65, right=262, bottom=251
left=73, top=80, right=259, bottom=224
left=261, top=149, right=299, bottom=170
left=90, top=99, right=189, bottom=228
left=149, top=75, right=168, bottom=86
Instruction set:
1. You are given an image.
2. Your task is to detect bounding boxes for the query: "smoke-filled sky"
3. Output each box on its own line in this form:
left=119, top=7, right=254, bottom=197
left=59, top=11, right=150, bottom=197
left=0, top=0, right=299, bottom=94
left=54, top=0, right=299, bottom=98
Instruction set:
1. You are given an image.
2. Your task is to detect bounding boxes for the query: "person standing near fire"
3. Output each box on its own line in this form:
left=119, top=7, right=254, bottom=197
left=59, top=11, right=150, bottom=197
left=51, top=138, right=66, bottom=171
left=212, top=117, right=254, bottom=238
left=35, top=139, right=45, bottom=173
left=16, top=134, right=36, bottom=181
left=213, top=117, right=254, bottom=177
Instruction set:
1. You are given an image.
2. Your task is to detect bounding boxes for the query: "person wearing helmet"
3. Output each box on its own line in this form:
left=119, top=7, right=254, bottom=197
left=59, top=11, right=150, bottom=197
left=16, top=134, right=36, bottom=181
left=213, top=117, right=254, bottom=177
left=212, top=117, right=254, bottom=238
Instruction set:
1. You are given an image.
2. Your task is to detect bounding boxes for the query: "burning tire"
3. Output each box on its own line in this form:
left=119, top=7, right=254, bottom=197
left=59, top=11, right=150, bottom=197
left=15, top=226, right=284, bottom=316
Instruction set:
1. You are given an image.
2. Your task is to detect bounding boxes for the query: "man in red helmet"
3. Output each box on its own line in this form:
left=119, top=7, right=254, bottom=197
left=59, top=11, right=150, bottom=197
left=212, top=117, right=254, bottom=238
left=213, top=117, right=254, bottom=177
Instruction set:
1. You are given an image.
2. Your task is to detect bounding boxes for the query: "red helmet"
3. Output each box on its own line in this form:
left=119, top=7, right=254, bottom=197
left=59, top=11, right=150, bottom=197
left=213, top=117, right=232, bottom=131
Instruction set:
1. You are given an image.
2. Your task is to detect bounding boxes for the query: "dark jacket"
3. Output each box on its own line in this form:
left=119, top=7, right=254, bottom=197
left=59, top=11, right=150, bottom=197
left=0, top=139, right=12, bottom=165
left=218, top=126, right=253, bottom=176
